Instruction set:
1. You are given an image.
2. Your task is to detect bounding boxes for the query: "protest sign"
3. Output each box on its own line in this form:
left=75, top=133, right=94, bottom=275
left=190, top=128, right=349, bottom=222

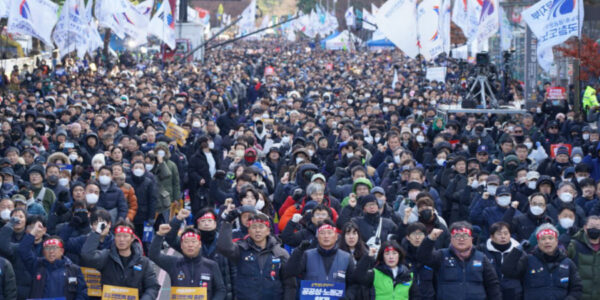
left=299, top=281, right=345, bottom=300
left=81, top=267, right=102, bottom=297
left=101, top=285, right=138, bottom=300
left=169, top=287, right=207, bottom=300
left=165, top=123, right=189, bottom=147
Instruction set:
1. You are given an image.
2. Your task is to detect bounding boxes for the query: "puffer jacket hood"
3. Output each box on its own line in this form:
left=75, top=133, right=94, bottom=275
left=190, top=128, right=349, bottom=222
left=295, top=163, right=319, bottom=190
left=353, top=177, right=373, bottom=193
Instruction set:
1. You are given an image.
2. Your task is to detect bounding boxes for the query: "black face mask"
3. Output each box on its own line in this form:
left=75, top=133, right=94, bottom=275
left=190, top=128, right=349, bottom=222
left=419, top=209, right=434, bottom=224
left=47, top=175, right=59, bottom=185
left=587, top=228, right=600, bottom=240
left=256, top=126, right=263, bottom=133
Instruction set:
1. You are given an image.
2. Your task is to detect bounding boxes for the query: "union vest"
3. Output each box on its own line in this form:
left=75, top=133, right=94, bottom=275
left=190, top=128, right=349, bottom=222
left=305, top=248, right=350, bottom=283
left=436, top=249, right=487, bottom=300
left=373, top=268, right=412, bottom=300
left=523, top=254, right=572, bottom=300
left=233, top=246, right=284, bottom=300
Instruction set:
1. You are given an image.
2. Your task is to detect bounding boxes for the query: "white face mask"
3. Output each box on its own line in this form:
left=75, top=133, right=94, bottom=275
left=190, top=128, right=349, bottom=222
left=192, top=121, right=201, bottom=128
left=530, top=205, right=544, bottom=216
left=416, top=135, right=425, bottom=143
left=583, top=133, right=590, bottom=140
left=527, top=181, right=537, bottom=190
left=0, top=209, right=11, bottom=221
left=69, top=153, right=78, bottom=161
left=412, top=128, right=420, bottom=135
left=157, top=150, right=166, bottom=158
left=436, top=158, right=446, bottom=166
left=470, top=180, right=479, bottom=189
left=559, top=192, right=573, bottom=203
left=364, top=136, right=373, bottom=144
left=281, top=136, right=290, bottom=144
left=346, top=152, right=354, bottom=159
left=496, top=196, right=511, bottom=207
left=208, top=141, right=215, bottom=149
left=559, top=217, right=575, bottom=229
left=308, top=149, right=315, bottom=157
left=86, top=193, right=99, bottom=205
left=296, top=157, right=304, bottom=164
left=119, top=122, right=127, bottom=128
left=487, top=185, right=498, bottom=195
left=394, top=155, right=401, bottom=164
left=576, top=176, right=586, bottom=183
left=58, top=178, right=69, bottom=187
left=374, top=136, right=381, bottom=143
left=524, top=142, right=533, bottom=149
left=573, top=156, right=582, bottom=164
left=133, top=168, right=145, bottom=177
left=145, top=164, right=154, bottom=171
left=255, top=199, right=265, bottom=210
left=99, top=175, right=111, bottom=185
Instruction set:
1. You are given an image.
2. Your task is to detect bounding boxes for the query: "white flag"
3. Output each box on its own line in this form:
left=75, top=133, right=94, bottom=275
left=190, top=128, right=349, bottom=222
left=417, top=0, right=444, bottom=60
left=52, top=0, right=87, bottom=58
left=7, top=0, right=58, bottom=47
left=439, top=0, right=451, bottom=53
left=362, top=8, right=377, bottom=31
left=522, top=0, right=584, bottom=71
left=371, top=3, right=379, bottom=15
left=94, top=0, right=127, bottom=38
left=499, top=6, right=512, bottom=51
left=136, top=0, right=154, bottom=17
left=466, top=0, right=482, bottom=40
left=115, top=0, right=150, bottom=45
left=476, top=0, right=499, bottom=42
left=392, top=69, right=398, bottom=89
left=345, top=6, right=355, bottom=27
left=452, top=0, right=469, bottom=35
left=376, top=0, right=419, bottom=58
left=239, top=0, right=256, bottom=36
left=0, top=0, right=9, bottom=18
left=148, top=0, right=176, bottom=49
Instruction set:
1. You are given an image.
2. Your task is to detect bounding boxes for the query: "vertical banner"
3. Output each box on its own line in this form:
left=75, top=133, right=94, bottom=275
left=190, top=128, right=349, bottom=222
left=524, top=27, right=538, bottom=107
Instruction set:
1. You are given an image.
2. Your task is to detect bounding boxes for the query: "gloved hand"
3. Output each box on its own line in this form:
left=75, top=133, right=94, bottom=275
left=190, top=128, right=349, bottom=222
left=291, top=213, right=302, bottom=223
left=292, top=188, right=304, bottom=202
left=224, top=209, right=240, bottom=223
left=298, top=240, right=311, bottom=251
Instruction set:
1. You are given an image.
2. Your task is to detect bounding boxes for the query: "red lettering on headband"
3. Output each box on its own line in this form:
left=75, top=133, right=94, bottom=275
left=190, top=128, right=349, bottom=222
left=197, top=213, right=216, bottom=222
left=317, top=224, right=336, bottom=234
left=536, top=229, right=558, bottom=240
left=43, top=238, right=63, bottom=249
left=451, top=228, right=472, bottom=237
left=384, top=246, right=396, bottom=253
left=181, top=232, right=201, bottom=241
left=114, top=226, right=134, bottom=235
left=247, top=219, right=270, bottom=227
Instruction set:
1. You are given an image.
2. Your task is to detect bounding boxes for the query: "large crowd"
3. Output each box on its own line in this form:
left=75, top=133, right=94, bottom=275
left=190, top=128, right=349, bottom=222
left=0, top=39, right=598, bottom=300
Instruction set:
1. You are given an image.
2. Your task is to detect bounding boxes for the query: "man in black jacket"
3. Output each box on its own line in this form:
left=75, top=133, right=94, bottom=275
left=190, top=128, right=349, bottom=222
left=81, top=219, right=159, bottom=300
left=0, top=256, right=16, bottom=299
left=417, top=221, right=502, bottom=300
left=150, top=223, right=226, bottom=300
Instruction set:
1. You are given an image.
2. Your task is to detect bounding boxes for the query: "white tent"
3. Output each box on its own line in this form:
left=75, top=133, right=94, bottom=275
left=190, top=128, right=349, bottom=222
left=324, top=30, right=361, bottom=50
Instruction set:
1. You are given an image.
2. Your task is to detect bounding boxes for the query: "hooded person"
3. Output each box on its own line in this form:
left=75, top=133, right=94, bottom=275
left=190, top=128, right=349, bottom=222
left=499, top=155, right=520, bottom=182
left=152, top=142, right=181, bottom=225
left=350, top=194, right=398, bottom=249
left=273, top=163, right=319, bottom=211
left=336, top=178, right=374, bottom=226
left=278, top=182, right=339, bottom=231
left=280, top=202, right=333, bottom=249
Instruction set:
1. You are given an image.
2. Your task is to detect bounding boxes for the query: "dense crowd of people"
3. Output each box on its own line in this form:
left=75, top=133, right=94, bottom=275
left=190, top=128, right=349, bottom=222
left=0, top=39, right=598, bottom=299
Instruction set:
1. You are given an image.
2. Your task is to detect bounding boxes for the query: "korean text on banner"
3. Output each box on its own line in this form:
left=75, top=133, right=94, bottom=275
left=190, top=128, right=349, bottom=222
left=426, top=67, right=447, bottom=82
left=81, top=267, right=102, bottom=297
left=101, top=284, right=139, bottom=300
left=169, top=287, right=207, bottom=300
left=165, top=123, right=189, bottom=147
left=547, top=87, right=566, bottom=99
left=299, top=280, right=345, bottom=300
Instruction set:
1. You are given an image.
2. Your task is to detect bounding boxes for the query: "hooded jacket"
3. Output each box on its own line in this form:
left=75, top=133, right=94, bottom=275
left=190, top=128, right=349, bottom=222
left=81, top=232, right=160, bottom=300
left=154, top=143, right=181, bottom=211
left=478, top=238, right=523, bottom=300
left=567, top=229, right=600, bottom=300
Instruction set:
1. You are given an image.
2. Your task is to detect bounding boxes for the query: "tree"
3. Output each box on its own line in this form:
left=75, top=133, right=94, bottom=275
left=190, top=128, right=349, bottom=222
left=557, top=36, right=600, bottom=82
left=297, top=0, right=317, bottom=14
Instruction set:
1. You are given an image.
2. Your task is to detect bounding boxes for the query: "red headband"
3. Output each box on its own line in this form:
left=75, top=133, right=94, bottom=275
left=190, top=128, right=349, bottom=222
left=114, top=226, right=134, bottom=235
left=43, top=238, right=63, bottom=248
left=247, top=219, right=270, bottom=227
left=197, top=213, right=216, bottom=222
left=317, top=224, right=336, bottom=234
left=181, top=232, right=201, bottom=241
left=451, top=228, right=472, bottom=237
left=384, top=246, right=396, bottom=253
left=536, top=229, right=558, bottom=240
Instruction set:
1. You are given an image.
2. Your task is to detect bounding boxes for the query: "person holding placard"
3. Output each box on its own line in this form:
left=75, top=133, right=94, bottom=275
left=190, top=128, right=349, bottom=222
left=81, top=219, right=159, bottom=300
left=150, top=224, right=226, bottom=300
left=19, top=221, right=87, bottom=299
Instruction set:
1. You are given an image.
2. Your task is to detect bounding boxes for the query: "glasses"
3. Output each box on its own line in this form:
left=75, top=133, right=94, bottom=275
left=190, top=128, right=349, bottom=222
left=452, top=233, right=472, bottom=240
left=313, top=213, right=329, bottom=218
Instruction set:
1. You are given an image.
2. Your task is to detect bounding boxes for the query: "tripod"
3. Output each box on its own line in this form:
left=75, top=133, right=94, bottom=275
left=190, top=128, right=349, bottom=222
left=467, top=74, right=499, bottom=108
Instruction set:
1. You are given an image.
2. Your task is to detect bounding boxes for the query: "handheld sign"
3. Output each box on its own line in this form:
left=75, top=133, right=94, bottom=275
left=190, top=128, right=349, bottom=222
left=299, top=281, right=345, bottom=300
left=101, top=285, right=138, bottom=300
left=169, top=287, right=207, bottom=300
left=165, top=123, right=189, bottom=147
left=80, top=267, right=102, bottom=297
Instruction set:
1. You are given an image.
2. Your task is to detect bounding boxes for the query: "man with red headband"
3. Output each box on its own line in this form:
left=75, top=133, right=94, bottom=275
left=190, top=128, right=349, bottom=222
left=502, top=223, right=583, bottom=299
left=282, top=220, right=355, bottom=296
left=81, top=219, right=160, bottom=299
left=19, top=221, right=87, bottom=299
left=417, top=221, right=502, bottom=300
left=217, top=213, right=295, bottom=299
left=150, top=224, right=226, bottom=299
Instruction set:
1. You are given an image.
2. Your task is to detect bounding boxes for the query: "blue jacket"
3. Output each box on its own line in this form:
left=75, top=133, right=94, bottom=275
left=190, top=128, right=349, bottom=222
left=478, top=205, right=522, bottom=240
left=582, top=143, right=600, bottom=180
left=98, top=182, right=128, bottom=221
left=60, top=225, right=113, bottom=265
left=0, top=223, right=42, bottom=299
left=19, top=234, right=87, bottom=300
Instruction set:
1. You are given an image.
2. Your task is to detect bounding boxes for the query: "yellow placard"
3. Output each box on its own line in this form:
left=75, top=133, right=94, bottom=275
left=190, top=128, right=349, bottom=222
left=101, top=284, right=139, bottom=300
left=165, top=123, right=189, bottom=147
left=169, top=287, right=207, bottom=300
left=80, top=267, right=102, bottom=297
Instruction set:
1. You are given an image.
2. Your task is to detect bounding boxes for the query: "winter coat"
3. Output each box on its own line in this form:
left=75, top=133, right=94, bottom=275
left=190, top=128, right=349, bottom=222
left=0, top=257, right=16, bottom=300
left=502, top=248, right=583, bottom=300
left=278, top=196, right=339, bottom=232
left=0, top=223, right=41, bottom=300
left=81, top=232, right=160, bottom=300
left=352, top=255, right=420, bottom=300
left=119, top=183, right=138, bottom=221
left=216, top=222, right=296, bottom=300
left=478, top=238, right=524, bottom=300
left=98, top=182, right=128, bottom=222
left=32, top=186, right=56, bottom=214
left=351, top=213, right=397, bottom=244
left=567, top=229, right=600, bottom=300
left=154, top=158, right=181, bottom=212
left=402, top=238, right=435, bottom=300
left=127, top=173, right=157, bottom=225
left=19, top=233, right=87, bottom=300
left=504, top=206, right=554, bottom=242
left=417, top=237, right=502, bottom=300
left=280, top=221, right=318, bottom=249
left=149, top=235, right=226, bottom=300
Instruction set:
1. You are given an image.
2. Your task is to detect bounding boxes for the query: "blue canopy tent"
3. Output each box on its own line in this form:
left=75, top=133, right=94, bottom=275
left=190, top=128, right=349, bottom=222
left=366, top=38, right=395, bottom=50
left=320, top=31, right=340, bottom=48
